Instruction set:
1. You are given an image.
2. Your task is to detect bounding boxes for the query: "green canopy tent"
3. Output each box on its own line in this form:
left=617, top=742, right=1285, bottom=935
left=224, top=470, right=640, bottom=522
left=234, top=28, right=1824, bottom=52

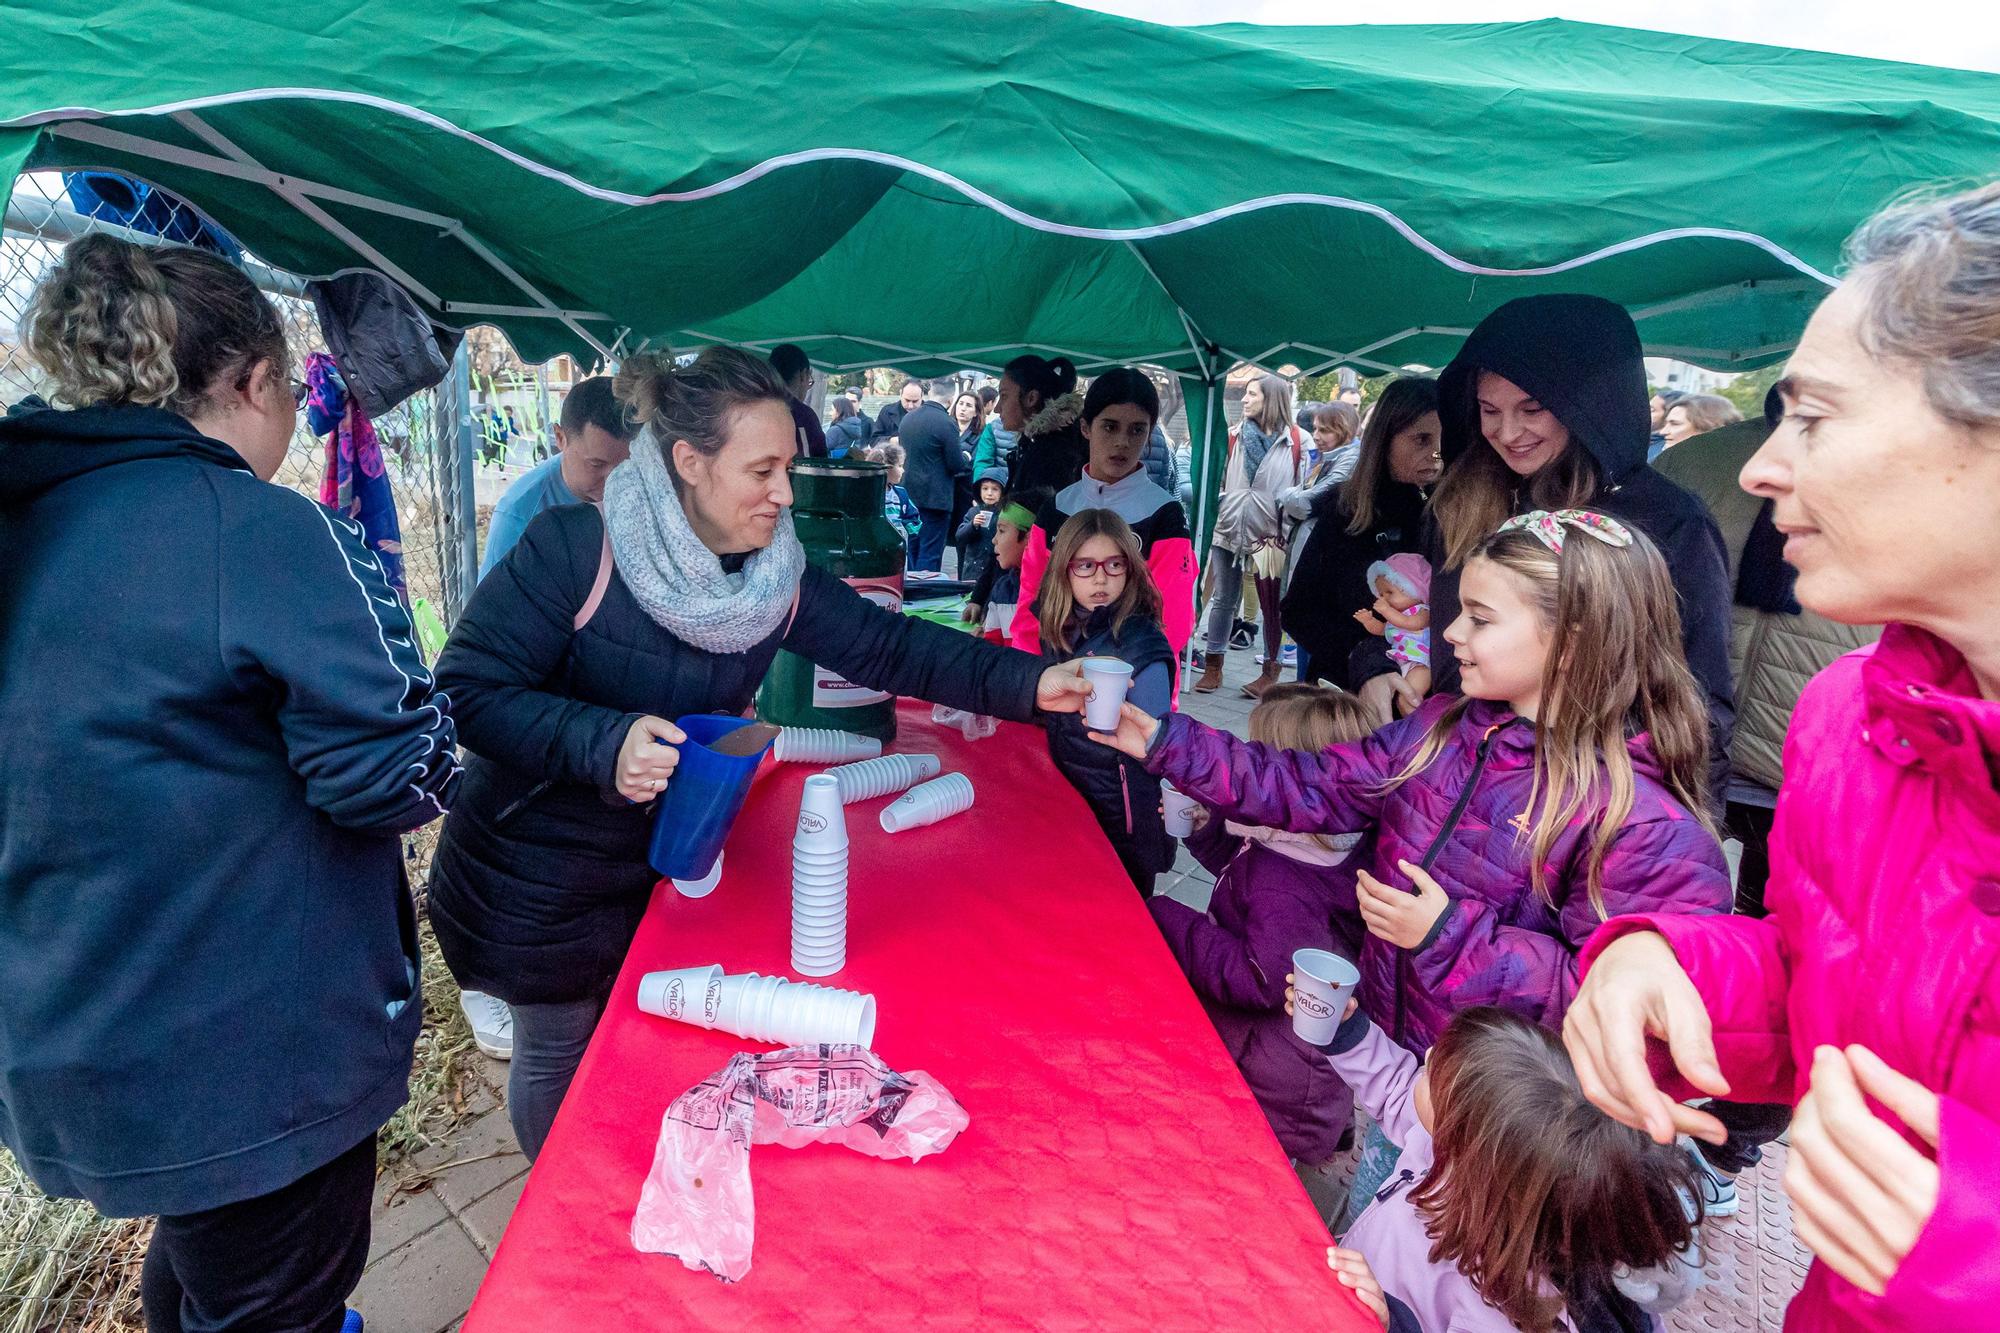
left=7, top=0, right=2000, bottom=566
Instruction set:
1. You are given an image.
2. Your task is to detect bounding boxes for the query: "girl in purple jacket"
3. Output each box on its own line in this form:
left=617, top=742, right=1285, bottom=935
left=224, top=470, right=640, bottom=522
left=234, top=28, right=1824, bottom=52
left=1094, top=509, right=1732, bottom=1055
left=1306, top=1000, right=1702, bottom=1333
left=1148, top=685, right=1373, bottom=1167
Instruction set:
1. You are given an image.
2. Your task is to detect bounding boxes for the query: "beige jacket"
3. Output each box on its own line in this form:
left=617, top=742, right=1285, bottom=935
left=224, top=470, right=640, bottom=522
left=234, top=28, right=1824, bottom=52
left=1654, top=421, right=1878, bottom=793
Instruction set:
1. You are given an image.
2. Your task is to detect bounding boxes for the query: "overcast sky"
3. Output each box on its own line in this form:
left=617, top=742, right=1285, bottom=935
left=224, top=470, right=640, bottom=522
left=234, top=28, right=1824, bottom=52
left=1068, top=0, right=2000, bottom=75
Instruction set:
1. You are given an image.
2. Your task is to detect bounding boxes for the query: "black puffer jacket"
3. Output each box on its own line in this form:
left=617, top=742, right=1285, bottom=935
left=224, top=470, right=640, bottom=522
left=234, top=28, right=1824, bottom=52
left=1280, top=478, right=1428, bottom=686
left=429, top=504, right=1045, bottom=1003
left=1041, top=607, right=1178, bottom=890
left=1351, top=295, right=1735, bottom=801
left=1006, top=396, right=1089, bottom=498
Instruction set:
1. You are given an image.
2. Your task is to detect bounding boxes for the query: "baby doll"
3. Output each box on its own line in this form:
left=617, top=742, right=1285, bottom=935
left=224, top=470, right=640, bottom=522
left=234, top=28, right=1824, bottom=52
left=1353, top=553, right=1431, bottom=696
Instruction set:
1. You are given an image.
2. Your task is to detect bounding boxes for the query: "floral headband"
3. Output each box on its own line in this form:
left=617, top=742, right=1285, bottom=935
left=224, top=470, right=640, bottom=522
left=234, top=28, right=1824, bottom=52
left=1495, top=509, right=1634, bottom=553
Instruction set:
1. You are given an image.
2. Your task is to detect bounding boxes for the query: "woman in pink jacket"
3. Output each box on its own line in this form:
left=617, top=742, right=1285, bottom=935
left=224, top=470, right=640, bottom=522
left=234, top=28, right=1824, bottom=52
left=1565, top=179, right=2000, bottom=1331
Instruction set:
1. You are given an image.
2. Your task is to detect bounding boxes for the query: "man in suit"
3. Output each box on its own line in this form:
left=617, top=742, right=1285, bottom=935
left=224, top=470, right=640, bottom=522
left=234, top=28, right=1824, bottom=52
left=896, top=383, right=971, bottom=572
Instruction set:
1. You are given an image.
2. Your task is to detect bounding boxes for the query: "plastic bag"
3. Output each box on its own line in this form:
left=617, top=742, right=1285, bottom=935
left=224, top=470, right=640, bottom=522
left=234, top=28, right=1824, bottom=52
left=631, top=1043, right=968, bottom=1281
left=931, top=704, right=999, bottom=741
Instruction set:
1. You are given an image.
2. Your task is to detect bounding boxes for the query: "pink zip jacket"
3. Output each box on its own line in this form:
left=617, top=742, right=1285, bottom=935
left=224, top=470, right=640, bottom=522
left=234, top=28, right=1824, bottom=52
left=1009, top=467, right=1196, bottom=656
left=1581, top=624, right=2000, bottom=1331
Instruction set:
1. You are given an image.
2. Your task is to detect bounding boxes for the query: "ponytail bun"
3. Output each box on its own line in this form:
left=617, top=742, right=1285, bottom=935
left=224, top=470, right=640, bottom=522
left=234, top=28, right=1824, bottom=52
left=1047, top=356, right=1078, bottom=396
left=24, top=234, right=180, bottom=408
left=22, top=233, right=287, bottom=416
left=1002, top=353, right=1079, bottom=405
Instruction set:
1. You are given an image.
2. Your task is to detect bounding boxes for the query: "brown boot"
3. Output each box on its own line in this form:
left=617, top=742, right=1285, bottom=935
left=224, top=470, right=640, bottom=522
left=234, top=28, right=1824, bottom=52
left=1241, top=660, right=1284, bottom=699
left=1194, top=653, right=1225, bottom=693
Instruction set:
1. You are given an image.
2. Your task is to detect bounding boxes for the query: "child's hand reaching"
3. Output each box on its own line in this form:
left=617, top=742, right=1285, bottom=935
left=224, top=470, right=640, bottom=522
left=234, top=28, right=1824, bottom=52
left=1353, top=608, right=1386, bottom=636
left=1327, top=1247, right=1389, bottom=1329
left=1357, top=860, right=1451, bottom=950
left=1085, top=701, right=1162, bottom=759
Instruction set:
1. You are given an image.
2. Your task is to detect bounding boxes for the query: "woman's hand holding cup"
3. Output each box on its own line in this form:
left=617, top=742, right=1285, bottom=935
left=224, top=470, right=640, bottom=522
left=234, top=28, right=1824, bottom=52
left=1034, top=660, right=1095, bottom=713
left=616, top=714, right=685, bottom=804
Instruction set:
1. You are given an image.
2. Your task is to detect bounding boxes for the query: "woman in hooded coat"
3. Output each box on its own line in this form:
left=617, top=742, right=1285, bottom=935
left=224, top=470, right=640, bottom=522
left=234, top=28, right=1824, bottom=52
left=1349, top=295, right=1735, bottom=799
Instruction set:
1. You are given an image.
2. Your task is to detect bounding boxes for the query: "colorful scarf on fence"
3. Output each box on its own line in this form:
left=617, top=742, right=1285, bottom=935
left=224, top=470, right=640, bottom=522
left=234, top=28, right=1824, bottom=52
left=308, top=351, right=407, bottom=602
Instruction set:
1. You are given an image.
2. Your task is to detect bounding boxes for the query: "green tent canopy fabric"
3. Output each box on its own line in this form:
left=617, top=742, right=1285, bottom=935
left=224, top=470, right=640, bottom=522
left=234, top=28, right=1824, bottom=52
left=7, top=1, right=2000, bottom=382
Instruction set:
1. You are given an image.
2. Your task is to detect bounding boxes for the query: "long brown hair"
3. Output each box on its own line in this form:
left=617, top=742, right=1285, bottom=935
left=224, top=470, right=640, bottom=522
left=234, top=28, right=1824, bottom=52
left=1384, top=517, right=1714, bottom=913
left=1410, top=1008, right=1701, bottom=1333
left=1431, top=369, right=1602, bottom=567
left=1341, top=376, right=1440, bottom=535
left=1034, top=508, right=1163, bottom=654
left=1250, top=684, right=1374, bottom=851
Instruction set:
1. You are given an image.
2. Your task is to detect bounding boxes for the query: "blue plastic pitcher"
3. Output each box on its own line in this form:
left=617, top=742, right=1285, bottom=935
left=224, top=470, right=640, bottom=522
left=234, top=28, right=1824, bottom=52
left=647, top=714, right=775, bottom=881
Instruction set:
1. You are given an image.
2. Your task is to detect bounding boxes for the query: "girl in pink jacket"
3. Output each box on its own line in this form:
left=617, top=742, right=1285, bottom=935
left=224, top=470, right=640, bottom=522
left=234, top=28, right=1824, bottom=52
left=1566, top=180, right=2000, bottom=1331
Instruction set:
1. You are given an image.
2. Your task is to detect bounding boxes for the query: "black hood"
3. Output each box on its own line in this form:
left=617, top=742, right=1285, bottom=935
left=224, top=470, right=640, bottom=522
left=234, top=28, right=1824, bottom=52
left=1436, top=294, right=1651, bottom=486
left=0, top=402, right=249, bottom=504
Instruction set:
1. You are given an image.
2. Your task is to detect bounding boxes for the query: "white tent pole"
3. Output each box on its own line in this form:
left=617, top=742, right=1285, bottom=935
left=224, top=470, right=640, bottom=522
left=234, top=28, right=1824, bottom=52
left=165, top=112, right=443, bottom=308
left=442, top=301, right=612, bottom=322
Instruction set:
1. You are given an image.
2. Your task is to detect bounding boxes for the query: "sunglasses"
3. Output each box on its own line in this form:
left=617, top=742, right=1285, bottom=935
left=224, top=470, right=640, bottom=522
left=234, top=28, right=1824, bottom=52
left=1066, top=556, right=1129, bottom=578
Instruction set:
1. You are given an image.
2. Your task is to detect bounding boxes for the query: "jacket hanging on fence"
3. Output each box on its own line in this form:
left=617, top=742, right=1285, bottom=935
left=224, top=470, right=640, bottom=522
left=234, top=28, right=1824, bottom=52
left=308, top=351, right=407, bottom=602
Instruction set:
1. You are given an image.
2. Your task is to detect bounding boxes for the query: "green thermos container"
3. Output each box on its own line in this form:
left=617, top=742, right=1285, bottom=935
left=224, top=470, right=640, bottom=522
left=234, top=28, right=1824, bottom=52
left=756, top=457, right=906, bottom=740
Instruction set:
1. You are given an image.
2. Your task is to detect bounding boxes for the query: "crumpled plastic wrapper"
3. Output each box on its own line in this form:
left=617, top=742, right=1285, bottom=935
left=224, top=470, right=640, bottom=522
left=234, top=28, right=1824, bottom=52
left=631, top=1043, right=968, bottom=1282
left=931, top=704, right=1000, bottom=741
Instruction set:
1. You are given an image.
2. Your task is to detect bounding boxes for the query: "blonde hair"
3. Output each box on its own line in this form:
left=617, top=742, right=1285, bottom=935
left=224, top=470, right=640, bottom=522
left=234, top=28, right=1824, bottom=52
left=1845, top=178, right=2000, bottom=429
left=1250, top=684, right=1374, bottom=852
left=23, top=233, right=287, bottom=415
left=1384, top=518, right=1715, bottom=914
left=1034, top=508, right=1163, bottom=654
left=1430, top=370, right=1602, bottom=568
left=1671, top=394, right=1741, bottom=436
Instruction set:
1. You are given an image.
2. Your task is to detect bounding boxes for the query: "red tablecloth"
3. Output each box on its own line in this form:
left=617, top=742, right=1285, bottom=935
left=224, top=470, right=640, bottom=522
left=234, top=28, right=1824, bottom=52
left=468, top=702, right=1376, bottom=1331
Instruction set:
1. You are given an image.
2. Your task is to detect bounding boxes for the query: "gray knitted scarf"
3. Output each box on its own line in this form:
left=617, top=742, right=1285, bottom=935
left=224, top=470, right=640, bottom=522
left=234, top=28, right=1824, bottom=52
left=600, top=430, right=805, bottom=653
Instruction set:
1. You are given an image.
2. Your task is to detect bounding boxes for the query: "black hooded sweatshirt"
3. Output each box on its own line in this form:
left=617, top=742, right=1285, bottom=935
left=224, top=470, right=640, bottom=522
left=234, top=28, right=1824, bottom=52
left=0, top=403, right=460, bottom=1216
left=1351, top=295, right=1736, bottom=802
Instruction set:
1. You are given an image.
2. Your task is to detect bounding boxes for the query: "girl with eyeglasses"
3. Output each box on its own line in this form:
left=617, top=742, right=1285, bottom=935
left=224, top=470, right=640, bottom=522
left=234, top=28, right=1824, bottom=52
left=1033, top=507, right=1177, bottom=894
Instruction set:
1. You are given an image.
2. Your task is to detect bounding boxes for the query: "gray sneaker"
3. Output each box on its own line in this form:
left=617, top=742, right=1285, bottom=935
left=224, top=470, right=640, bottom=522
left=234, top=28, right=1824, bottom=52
left=459, top=988, right=514, bottom=1060
left=1685, top=1139, right=1740, bottom=1218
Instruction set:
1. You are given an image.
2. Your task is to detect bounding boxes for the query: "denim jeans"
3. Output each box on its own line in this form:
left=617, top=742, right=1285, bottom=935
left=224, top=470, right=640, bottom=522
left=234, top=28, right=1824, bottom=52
left=508, top=983, right=614, bottom=1160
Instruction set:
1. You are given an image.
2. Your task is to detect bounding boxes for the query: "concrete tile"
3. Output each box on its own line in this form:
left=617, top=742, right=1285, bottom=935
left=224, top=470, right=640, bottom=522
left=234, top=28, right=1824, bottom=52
left=412, top=1108, right=530, bottom=1213
left=459, top=1173, right=528, bottom=1257
left=352, top=1217, right=487, bottom=1333
left=368, top=1175, right=448, bottom=1266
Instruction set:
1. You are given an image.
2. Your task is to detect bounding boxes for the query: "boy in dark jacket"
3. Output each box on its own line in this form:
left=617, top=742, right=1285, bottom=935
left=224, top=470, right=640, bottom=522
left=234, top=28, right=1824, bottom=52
left=954, top=465, right=1009, bottom=585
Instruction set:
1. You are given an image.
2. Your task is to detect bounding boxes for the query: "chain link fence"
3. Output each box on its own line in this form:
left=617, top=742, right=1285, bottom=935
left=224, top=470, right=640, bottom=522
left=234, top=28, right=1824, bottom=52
left=1, top=169, right=498, bottom=1331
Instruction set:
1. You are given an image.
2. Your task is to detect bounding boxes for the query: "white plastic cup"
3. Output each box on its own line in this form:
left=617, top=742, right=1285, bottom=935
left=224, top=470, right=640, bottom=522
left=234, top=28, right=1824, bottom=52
left=792, top=946, right=845, bottom=978
left=671, top=850, right=724, bottom=899
left=1161, top=787, right=1199, bottom=838
left=774, top=728, right=883, bottom=764
left=879, top=773, right=975, bottom=833
left=1081, top=657, right=1135, bottom=731
left=636, top=965, right=724, bottom=1028
left=793, top=774, right=849, bottom=852
left=1291, top=948, right=1360, bottom=1045
left=825, top=753, right=943, bottom=803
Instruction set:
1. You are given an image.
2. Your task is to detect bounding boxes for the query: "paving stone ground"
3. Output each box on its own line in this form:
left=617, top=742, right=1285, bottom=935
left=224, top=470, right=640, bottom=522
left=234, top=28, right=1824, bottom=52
left=356, top=637, right=1800, bottom=1330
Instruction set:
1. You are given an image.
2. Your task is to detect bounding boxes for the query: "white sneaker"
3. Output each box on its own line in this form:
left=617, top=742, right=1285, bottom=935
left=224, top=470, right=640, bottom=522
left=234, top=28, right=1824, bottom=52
left=459, top=989, right=514, bottom=1060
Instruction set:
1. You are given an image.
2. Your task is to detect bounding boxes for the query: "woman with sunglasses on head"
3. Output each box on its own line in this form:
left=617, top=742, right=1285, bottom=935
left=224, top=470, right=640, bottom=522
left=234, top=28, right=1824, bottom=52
left=0, top=234, right=460, bottom=1332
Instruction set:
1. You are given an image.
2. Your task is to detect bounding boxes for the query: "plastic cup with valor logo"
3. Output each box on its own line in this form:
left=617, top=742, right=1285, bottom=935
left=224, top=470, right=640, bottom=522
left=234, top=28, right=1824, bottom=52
left=825, top=753, right=944, bottom=803
left=1080, top=657, right=1135, bottom=732
left=793, top=774, right=849, bottom=852
left=1160, top=786, right=1199, bottom=838
left=878, top=772, right=975, bottom=833
left=636, top=965, right=724, bottom=1028
left=671, top=850, right=725, bottom=899
left=1290, top=948, right=1360, bottom=1045
left=774, top=728, right=882, bottom=764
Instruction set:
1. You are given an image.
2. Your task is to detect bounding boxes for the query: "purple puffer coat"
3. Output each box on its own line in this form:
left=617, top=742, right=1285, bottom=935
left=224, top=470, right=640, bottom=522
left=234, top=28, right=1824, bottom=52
left=1149, top=816, right=1366, bottom=1163
left=1145, top=696, right=1731, bottom=1053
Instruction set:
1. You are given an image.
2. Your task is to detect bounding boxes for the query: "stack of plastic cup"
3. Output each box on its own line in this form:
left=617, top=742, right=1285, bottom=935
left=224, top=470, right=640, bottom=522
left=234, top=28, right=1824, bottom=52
left=879, top=772, right=975, bottom=833
left=773, top=728, right=882, bottom=764
left=824, top=753, right=942, bottom=804
left=712, top=972, right=877, bottom=1047
left=792, top=773, right=848, bottom=976
left=636, top=964, right=724, bottom=1027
